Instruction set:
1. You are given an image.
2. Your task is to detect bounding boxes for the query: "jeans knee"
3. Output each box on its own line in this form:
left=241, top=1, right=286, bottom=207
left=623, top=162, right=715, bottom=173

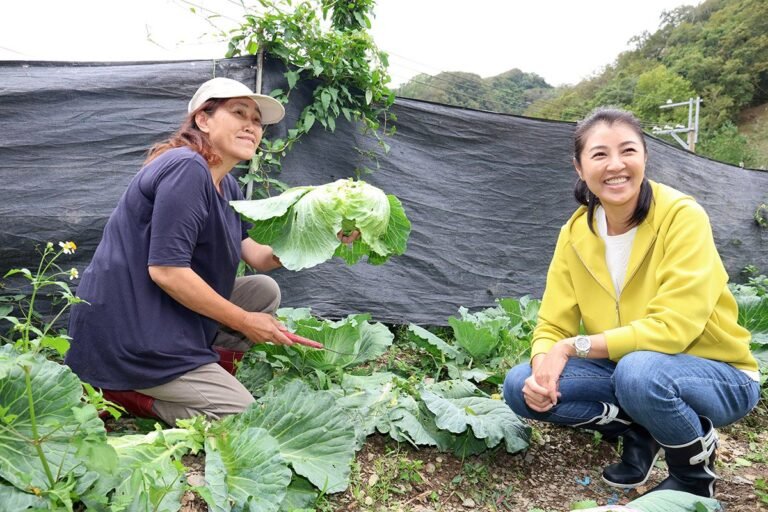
left=503, top=363, right=531, bottom=417
left=614, top=351, right=674, bottom=414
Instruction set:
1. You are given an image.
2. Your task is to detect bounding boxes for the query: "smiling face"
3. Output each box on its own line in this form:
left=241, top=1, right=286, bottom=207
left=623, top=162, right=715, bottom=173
left=196, top=97, right=263, bottom=170
left=574, top=121, right=647, bottom=217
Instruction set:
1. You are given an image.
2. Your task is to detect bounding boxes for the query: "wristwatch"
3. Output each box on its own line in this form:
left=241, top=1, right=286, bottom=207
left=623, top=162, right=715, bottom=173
left=573, top=335, right=591, bottom=358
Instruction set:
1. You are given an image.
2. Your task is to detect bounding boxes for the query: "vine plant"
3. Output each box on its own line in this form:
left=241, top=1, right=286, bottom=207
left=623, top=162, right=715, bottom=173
left=225, top=0, right=396, bottom=198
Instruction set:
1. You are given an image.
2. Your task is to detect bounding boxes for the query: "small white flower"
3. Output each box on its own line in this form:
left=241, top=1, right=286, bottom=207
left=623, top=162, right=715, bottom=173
left=58, top=241, right=77, bottom=254
left=69, top=268, right=79, bottom=280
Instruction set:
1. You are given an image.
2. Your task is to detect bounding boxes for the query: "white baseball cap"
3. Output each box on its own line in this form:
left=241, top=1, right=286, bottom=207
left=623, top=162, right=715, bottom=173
left=188, top=77, right=286, bottom=125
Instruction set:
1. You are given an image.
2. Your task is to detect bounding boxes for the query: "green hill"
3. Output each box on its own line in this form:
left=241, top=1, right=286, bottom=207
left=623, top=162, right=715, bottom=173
left=395, top=0, right=768, bottom=168
left=396, top=69, right=552, bottom=115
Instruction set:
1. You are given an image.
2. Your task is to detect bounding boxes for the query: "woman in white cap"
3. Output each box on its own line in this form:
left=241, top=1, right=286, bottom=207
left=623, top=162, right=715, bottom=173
left=65, top=77, right=336, bottom=425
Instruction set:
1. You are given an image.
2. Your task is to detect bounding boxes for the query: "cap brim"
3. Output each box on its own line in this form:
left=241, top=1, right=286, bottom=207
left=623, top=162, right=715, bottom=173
left=249, top=95, right=285, bottom=125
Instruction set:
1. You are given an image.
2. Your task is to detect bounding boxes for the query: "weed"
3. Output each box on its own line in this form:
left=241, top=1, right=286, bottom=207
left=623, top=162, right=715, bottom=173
left=755, top=478, right=768, bottom=505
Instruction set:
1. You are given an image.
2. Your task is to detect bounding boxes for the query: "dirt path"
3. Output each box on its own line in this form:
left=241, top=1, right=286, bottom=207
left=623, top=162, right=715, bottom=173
left=325, top=411, right=768, bottom=512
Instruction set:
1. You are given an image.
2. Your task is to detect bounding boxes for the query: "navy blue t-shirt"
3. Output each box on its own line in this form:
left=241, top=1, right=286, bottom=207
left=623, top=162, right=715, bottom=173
left=65, top=147, right=248, bottom=390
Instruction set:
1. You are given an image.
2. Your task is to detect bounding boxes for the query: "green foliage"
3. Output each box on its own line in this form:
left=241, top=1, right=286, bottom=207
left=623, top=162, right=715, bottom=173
left=523, top=0, right=768, bottom=165
left=226, top=0, right=395, bottom=197
left=240, top=308, right=394, bottom=385
left=1, top=241, right=84, bottom=356
left=0, top=345, right=118, bottom=510
left=753, top=199, right=768, bottom=227
left=397, top=69, right=552, bottom=115
left=224, top=380, right=357, bottom=493
left=408, top=297, right=541, bottom=383
left=231, top=179, right=411, bottom=270
left=630, top=65, right=696, bottom=125
left=697, top=121, right=757, bottom=166
left=204, top=426, right=292, bottom=512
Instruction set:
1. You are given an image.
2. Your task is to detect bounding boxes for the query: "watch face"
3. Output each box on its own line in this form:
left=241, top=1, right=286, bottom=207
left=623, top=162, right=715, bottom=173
left=575, top=336, right=590, bottom=351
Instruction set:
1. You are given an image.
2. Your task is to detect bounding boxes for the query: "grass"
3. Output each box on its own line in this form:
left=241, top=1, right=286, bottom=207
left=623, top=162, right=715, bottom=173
left=738, top=102, right=768, bottom=170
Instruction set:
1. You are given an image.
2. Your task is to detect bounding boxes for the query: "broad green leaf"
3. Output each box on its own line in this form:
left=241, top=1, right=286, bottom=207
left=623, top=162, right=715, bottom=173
left=204, top=427, right=291, bottom=512
left=232, top=180, right=410, bottom=270
left=320, top=89, right=331, bottom=110
left=275, top=307, right=315, bottom=329
left=351, top=320, right=394, bottom=366
left=0, top=346, right=116, bottom=492
left=231, top=187, right=310, bottom=222
left=40, top=335, right=70, bottom=357
left=0, top=481, right=49, bottom=510
left=235, top=351, right=273, bottom=397
left=449, top=306, right=510, bottom=360
left=109, top=456, right=186, bottom=512
left=279, top=475, right=318, bottom=512
left=407, top=324, right=463, bottom=361
left=421, top=382, right=529, bottom=453
left=620, top=489, right=721, bottom=511
left=285, top=70, right=300, bottom=89
left=254, top=311, right=390, bottom=374
left=0, top=305, right=12, bottom=318
left=84, top=428, right=200, bottom=511
left=226, top=380, right=356, bottom=493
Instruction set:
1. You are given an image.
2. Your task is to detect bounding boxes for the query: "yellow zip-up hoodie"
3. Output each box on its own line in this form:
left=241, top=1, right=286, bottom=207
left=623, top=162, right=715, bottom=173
left=531, top=180, right=758, bottom=372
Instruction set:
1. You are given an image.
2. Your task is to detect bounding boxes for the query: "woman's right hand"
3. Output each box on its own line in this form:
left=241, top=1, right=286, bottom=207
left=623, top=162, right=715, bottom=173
left=523, top=347, right=568, bottom=412
left=522, top=354, right=556, bottom=412
left=237, top=311, right=294, bottom=346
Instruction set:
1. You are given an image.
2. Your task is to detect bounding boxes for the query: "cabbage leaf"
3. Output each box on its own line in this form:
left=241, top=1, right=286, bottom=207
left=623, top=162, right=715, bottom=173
left=231, top=179, right=410, bottom=270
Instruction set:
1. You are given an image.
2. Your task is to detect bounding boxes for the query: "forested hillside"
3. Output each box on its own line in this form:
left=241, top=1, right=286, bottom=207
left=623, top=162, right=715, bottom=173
left=396, top=0, right=768, bottom=168
left=397, top=68, right=552, bottom=115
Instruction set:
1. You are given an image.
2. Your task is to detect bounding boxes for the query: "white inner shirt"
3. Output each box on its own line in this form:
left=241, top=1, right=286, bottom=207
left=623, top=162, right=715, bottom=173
left=596, top=206, right=637, bottom=297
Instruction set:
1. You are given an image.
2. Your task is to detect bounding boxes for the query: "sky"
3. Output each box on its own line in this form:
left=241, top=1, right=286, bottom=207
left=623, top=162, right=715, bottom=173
left=0, top=0, right=697, bottom=87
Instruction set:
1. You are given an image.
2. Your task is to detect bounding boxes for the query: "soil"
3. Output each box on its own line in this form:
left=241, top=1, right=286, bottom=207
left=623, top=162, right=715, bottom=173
left=118, top=406, right=768, bottom=512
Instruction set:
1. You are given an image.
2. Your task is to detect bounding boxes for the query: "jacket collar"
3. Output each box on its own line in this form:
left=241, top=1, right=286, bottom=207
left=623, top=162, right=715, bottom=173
left=568, top=184, right=659, bottom=299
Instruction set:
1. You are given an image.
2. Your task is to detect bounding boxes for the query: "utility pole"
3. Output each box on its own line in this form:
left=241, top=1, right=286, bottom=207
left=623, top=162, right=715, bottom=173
left=652, top=96, right=701, bottom=152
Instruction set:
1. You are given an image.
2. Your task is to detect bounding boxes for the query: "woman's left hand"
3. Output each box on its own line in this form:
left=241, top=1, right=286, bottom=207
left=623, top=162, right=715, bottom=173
left=337, top=229, right=360, bottom=244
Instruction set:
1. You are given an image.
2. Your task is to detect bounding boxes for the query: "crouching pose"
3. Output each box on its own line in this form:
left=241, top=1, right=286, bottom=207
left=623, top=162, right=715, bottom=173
left=503, top=107, right=760, bottom=498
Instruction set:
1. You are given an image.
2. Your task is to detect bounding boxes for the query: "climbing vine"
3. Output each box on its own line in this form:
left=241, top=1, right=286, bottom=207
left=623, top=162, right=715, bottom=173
left=226, top=0, right=395, bottom=197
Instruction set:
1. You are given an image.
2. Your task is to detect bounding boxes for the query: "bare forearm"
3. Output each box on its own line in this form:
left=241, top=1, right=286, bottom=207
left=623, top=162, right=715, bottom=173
left=241, top=238, right=282, bottom=272
left=147, top=266, right=246, bottom=330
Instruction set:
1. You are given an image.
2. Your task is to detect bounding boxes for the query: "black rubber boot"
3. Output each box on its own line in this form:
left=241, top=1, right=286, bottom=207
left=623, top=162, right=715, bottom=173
left=601, top=424, right=662, bottom=488
left=649, top=417, right=718, bottom=498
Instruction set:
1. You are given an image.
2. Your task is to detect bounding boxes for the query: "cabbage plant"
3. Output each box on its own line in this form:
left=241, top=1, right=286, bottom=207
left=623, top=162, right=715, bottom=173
left=231, top=178, right=411, bottom=270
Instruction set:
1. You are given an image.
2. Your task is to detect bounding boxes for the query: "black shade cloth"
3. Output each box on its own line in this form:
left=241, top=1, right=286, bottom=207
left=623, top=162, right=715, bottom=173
left=1, top=57, right=766, bottom=325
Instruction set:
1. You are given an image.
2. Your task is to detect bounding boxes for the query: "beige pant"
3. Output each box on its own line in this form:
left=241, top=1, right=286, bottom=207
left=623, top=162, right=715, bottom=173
left=136, top=274, right=280, bottom=425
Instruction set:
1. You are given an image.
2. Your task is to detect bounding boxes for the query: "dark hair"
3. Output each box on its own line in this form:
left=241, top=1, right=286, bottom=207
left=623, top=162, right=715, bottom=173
left=572, top=107, right=653, bottom=233
left=144, top=98, right=229, bottom=166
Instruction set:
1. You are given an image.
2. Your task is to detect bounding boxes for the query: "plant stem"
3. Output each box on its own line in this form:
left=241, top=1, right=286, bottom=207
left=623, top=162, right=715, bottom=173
left=23, top=365, right=56, bottom=487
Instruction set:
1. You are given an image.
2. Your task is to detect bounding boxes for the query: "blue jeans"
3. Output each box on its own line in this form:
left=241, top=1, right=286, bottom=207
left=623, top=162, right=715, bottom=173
left=503, top=351, right=761, bottom=445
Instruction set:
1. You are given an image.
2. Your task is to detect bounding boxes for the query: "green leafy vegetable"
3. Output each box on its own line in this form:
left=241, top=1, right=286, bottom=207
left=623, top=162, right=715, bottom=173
left=204, top=427, right=292, bottom=512
left=231, top=179, right=410, bottom=270
left=253, top=309, right=393, bottom=376
left=420, top=380, right=530, bottom=454
left=0, top=346, right=116, bottom=498
left=224, top=380, right=356, bottom=493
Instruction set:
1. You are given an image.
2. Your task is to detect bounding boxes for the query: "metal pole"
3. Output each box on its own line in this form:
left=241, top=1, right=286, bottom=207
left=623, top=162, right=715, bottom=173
left=694, top=96, right=701, bottom=145
left=687, top=97, right=695, bottom=152
left=245, top=48, right=265, bottom=200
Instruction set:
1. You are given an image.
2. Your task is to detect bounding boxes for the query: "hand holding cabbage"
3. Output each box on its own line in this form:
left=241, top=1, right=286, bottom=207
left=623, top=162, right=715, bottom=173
left=231, top=179, right=411, bottom=271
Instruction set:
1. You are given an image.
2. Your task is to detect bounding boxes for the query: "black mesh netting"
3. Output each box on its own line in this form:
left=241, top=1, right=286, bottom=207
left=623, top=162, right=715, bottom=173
left=2, top=56, right=766, bottom=324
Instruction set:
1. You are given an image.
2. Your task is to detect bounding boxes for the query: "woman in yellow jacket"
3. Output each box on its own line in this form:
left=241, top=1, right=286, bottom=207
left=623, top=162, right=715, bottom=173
left=503, top=108, right=760, bottom=498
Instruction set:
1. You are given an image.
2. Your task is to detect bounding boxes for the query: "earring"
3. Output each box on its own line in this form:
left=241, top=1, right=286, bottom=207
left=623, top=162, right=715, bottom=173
left=585, top=188, right=590, bottom=203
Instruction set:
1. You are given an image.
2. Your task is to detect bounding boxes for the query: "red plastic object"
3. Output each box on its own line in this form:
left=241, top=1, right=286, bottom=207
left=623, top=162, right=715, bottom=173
left=214, top=346, right=245, bottom=375
left=284, top=331, right=324, bottom=348
left=101, top=389, right=158, bottom=419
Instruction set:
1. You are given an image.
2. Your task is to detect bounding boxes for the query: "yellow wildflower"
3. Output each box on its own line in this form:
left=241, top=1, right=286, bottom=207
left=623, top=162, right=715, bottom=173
left=58, top=241, right=77, bottom=254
